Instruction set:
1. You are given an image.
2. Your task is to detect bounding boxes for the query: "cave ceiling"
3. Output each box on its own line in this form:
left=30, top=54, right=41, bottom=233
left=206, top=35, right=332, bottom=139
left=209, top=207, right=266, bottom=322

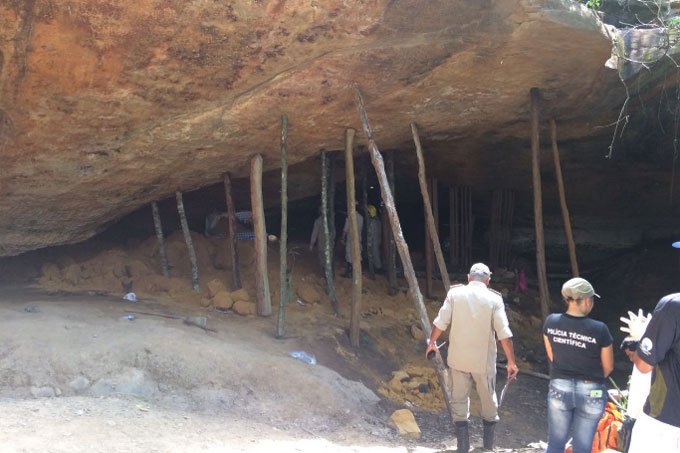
left=1, top=0, right=679, bottom=257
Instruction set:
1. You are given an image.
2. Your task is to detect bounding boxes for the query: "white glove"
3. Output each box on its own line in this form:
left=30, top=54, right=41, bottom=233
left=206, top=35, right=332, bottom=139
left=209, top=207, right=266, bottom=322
left=620, top=309, right=652, bottom=341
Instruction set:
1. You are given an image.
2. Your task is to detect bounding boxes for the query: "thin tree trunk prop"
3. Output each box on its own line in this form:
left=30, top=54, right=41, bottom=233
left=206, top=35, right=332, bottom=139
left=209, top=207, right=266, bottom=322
left=550, top=119, right=579, bottom=277
left=489, top=190, right=502, bottom=269
left=151, top=202, right=170, bottom=278
left=449, top=187, right=459, bottom=269
left=329, top=152, right=337, bottom=252
left=501, top=190, right=515, bottom=268
left=354, top=85, right=456, bottom=425
left=223, top=172, right=241, bottom=290
left=425, top=185, right=433, bottom=298
left=362, top=158, right=375, bottom=279
left=432, top=177, right=440, bottom=278
left=463, top=185, right=472, bottom=269
left=381, top=203, right=392, bottom=284
left=175, top=191, right=200, bottom=292
left=412, top=123, right=451, bottom=290
left=449, top=186, right=472, bottom=271
left=276, top=115, right=289, bottom=338
left=321, top=151, right=339, bottom=315
left=345, top=129, right=363, bottom=347
left=251, top=154, right=272, bottom=317
left=385, top=151, right=398, bottom=295
left=530, top=88, right=550, bottom=320
left=492, top=189, right=516, bottom=269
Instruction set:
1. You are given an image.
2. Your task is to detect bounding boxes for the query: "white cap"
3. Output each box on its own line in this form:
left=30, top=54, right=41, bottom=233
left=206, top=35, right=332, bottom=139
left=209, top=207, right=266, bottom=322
left=561, top=277, right=600, bottom=300
left=469, top=263, right=491, bottom=277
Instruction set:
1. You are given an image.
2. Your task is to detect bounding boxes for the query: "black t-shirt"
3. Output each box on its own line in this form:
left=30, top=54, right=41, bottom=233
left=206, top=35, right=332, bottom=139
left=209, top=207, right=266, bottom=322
left=543, top=313, right=613, bottom=382
left=636, top=294, right=680, bottom=428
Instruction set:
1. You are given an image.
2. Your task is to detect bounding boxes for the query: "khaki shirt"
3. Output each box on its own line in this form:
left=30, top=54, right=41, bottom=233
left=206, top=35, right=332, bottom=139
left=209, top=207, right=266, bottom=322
left=433, top=280, right=513, bottom=374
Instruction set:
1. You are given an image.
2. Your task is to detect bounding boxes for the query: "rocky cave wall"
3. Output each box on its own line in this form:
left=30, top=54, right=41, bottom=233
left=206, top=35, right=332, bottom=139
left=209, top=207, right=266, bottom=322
left=0, top=0, right=679, bottom=263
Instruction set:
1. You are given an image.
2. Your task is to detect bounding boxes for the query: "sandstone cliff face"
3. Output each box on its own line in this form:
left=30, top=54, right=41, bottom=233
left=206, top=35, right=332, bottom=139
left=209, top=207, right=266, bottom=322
left=0, top=1, right=676, bottom=256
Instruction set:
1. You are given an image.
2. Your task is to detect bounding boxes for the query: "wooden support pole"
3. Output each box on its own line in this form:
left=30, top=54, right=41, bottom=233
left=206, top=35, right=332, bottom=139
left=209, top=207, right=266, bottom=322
left=251, top=154, right=272, bottom=317
left=425, top=187, right=433, bottom=298
left=530, top=88, right=550, bottom=320
left=223, top=172, right=241, bottom=290
left=463, top=186, right=472, bottom=269
left=385, top=151, right=398, bottom=295
left=362, top=158, right=375, bottom=279
left=490, top=191, right=498, bottom=269
left=449, top=187, right=458, bottom=268
left=506, top=191, right=516, bottom=266
left=276, top=115, right=289, bottom=338
left=345, top=129, right=363, bottom=347
left=354, top=85, right=456, bottom=425
left=321, top=151, right=339, bottom=315
left=432, top=177, right=440, bottom=275
left=490, top=189, right=503, bottom=269
left=412, top=123, right=451, bottom=290
left=329, top=152, right=337, bottom=249
left=175, top=191, right=200, bottom=292
left=151, top=202, right=170, bottom=278
left=550, top=119, right=579, bottom=277
left=498, top=189, right=516, bottom=268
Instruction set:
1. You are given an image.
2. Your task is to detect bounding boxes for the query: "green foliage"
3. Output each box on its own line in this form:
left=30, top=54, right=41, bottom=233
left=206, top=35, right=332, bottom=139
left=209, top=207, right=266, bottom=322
left=667, top=17, right=680, bottom=29
left=584, top=0, right=602, bottom=9
left=608, top=377, right=628, bottom=413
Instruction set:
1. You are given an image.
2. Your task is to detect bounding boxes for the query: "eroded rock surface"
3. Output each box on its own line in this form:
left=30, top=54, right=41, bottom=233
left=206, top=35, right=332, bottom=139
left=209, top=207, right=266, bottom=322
left=0, top=1, right=673, bottom=256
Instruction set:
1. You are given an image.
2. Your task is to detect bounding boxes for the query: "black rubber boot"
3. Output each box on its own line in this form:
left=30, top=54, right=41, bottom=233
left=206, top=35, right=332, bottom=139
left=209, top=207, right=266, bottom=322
left=455, top=421, right=470, bottom=453
left=483, top=420, right=496, bottom=451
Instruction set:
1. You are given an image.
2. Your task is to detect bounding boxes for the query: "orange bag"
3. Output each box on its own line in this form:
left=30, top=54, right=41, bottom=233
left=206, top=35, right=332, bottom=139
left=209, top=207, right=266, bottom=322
left=591, top=402, right=623, bottom=452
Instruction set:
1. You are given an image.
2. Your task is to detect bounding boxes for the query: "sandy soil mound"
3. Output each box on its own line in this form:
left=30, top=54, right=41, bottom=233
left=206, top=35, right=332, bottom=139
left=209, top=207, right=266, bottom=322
left=1, top=232, right=562, bottom=451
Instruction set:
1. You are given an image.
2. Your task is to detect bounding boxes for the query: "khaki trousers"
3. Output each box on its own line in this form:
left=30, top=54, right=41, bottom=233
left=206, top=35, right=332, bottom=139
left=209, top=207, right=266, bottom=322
left=449, top=368, right=499, bottom=422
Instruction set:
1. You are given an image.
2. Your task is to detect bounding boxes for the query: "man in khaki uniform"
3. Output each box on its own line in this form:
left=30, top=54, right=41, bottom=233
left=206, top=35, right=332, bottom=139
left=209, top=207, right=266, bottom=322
left=426, top=262, right=519, bottom=452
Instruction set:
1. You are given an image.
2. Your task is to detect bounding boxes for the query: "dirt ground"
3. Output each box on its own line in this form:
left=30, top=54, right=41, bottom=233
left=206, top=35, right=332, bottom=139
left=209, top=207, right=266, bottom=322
left=1, top=231, right=646, bottom=453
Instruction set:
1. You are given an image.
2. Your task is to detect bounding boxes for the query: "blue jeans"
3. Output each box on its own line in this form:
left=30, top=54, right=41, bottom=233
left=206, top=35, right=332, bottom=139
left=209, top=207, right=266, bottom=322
left=546, top=378, right=607, bottom=453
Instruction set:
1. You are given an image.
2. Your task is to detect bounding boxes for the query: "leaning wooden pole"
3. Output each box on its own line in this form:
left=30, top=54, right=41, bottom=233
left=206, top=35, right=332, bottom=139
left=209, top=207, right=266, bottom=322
left=432, top=177, right=440, bottom=280
left=345, top=129, right=363, bottom=347
left=251, top=154, right=272, bottom=317
left=354, top=85, right=456, bottom=424
left=276, top=115, right=289, bottom=338
left=321, top=151, right=339, bottom=316
left=223, top=172, right=241, bottom=290
left=530, top=88, right=550, bottom=320
left=550, top=119, right=579, bottom=277
left=385, top=151, right=399, bottom=295
left=425, top=192, right=433, bottom=298
left=151, top=202, right=170, bottom=278
left=411, top=122, right=451, bottom=289
left=175, top=191, right=200, bottom=292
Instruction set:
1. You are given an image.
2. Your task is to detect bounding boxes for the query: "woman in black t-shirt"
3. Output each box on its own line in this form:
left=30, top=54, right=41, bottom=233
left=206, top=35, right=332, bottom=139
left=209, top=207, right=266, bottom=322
left=542, top=277, right=614, bottom=453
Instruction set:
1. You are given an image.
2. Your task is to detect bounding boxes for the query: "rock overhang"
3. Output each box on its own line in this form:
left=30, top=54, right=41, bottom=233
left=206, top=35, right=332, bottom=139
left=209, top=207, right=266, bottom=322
left=0, top=0, right=677, bottom=257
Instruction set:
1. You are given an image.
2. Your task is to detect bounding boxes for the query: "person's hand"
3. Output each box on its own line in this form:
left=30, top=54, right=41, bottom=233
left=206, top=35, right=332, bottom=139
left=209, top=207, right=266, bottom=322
left=309, top=244, right=314, bottom=252
left=620, top=309, right=652, bottom=341
left=506, top=362, right=519, bottom=380
left=425, top=341, right=438, bottom=360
